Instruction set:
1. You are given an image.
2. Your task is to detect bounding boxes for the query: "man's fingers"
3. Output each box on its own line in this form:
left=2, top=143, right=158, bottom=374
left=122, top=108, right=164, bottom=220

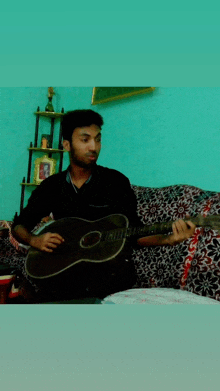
left=47, top=242, right=59, bottom=249
left=185, top=220, right=196, bottom=230
left=172, top=222, right=178, bottom=234
left=172, top=220, right=185, bottom=234
left=174, top=219, right=195, bottom=233
left=43, top=247, right=54, bottom=253
left=51, top=233, right=64, bottom=240
left=48, top=237, right=64, bottom=245
left=44, top=234, right=65, bottom=250
left=184, top=216, right=196, bottom=230
left=46, top=233, right=64, bottom=242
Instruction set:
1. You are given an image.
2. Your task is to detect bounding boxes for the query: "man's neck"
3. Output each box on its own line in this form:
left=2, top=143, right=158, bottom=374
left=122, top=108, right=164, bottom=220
left=69, top=164, right=94, bottom=188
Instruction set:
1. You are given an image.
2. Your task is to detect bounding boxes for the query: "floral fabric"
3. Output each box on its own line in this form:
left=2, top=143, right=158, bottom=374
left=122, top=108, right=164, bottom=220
left=0, top=221, right=40, bottom=296
left=1, top=184, right=220, bottom=302
left=131, top=184, right=220, bottom=301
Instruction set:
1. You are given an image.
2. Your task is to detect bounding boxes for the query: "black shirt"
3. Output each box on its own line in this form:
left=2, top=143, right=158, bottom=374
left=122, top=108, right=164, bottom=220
left=14, top=165, right=140, bottom=298
left=14, top=165, right=140, bottom=232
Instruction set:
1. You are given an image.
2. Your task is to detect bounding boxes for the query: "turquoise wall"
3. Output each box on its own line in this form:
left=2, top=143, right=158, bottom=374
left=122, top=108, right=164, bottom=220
left=1, top=87, right=220, bottom=221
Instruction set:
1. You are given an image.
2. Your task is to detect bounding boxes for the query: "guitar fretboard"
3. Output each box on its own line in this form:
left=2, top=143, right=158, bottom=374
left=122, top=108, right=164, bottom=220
left=102, top=221, right=174, bottom=242
left=102, top=215, right=217, bottom=242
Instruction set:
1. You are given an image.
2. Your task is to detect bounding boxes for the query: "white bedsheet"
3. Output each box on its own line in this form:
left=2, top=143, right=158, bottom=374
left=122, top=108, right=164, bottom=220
left=102, top=288, right=220, bottom=304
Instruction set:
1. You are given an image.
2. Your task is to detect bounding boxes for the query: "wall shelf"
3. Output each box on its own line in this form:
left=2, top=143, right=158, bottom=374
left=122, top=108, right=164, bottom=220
left=20, top=183, right=38, bottom=187
left=29, top=147, right=66, bottom=153
left=34, top=111, right=64, bottom=118
left=19, top=106, right=65, bottom=213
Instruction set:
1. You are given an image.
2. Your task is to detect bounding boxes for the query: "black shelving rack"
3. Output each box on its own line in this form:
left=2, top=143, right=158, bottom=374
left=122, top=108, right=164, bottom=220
left=19, top=107, right=65, bottom=213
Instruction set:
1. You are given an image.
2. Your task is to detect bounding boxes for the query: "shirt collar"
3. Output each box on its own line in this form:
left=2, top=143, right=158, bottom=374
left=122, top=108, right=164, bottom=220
left=66, top=166, right=92, bottom=192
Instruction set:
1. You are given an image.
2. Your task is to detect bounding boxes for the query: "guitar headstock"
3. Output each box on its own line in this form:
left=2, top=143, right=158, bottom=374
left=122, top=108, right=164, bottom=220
left=191, top=215, right=220, bottom=234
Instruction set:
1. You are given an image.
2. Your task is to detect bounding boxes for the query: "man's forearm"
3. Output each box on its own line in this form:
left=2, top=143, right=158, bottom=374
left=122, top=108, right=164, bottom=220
left=12, top=224, right=36, bottom=246
left=137, top=235, right=171, bottom=247
left=137, top=219, right=196, bottom=247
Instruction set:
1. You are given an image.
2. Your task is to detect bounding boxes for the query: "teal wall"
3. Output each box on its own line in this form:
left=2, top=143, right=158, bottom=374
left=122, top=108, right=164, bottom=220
left=1, top=87, right=220, bottom=221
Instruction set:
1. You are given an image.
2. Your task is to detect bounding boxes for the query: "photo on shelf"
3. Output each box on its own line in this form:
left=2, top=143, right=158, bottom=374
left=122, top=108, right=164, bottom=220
left=33, top=155, right=56, bottom=185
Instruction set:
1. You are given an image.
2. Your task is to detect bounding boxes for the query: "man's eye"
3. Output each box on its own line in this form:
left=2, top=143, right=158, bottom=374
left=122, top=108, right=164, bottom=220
left=82, top=138, right=88, bottom=142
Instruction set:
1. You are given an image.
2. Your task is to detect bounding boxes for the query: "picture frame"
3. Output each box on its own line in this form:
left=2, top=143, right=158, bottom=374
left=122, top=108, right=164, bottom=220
left=91, top=87, right=155, bottom=105
left=41, top=134, right=52, bottom=149
left=33, top=155, right=56, bottom=185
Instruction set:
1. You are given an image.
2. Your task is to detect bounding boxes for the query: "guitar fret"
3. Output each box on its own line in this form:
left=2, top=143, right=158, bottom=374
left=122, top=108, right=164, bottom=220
left=103, top=214, right=220, bottom=243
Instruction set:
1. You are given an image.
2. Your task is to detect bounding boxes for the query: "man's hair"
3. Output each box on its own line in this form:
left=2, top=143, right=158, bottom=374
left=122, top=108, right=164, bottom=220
left=62, top=109, right=104, bottom=142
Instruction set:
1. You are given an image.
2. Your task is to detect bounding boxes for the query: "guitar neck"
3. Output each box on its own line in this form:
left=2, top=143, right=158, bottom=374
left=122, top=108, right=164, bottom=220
left=103, top=215, right=211, bottom=242
left=104, top=220, right=174, bottom=241
left=129, top=220, right=174, bottom=237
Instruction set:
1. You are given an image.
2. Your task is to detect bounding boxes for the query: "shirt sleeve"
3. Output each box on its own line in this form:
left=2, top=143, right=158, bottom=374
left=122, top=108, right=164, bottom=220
left=13, top=178, right=55, bottom=232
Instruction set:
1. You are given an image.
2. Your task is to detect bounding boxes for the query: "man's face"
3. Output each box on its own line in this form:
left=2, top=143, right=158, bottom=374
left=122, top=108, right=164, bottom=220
left=63, top=124, right=101, bottom=169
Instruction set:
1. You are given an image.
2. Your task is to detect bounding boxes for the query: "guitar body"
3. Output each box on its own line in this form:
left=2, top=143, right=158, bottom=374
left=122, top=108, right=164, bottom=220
left=25, top=214, right=130, bottom=279
left=25, top=213, right=220, bottom=300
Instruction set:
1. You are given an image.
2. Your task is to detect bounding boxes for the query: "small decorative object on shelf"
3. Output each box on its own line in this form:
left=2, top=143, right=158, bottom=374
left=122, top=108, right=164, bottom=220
left=45, top=87, right=55, bottom=112
left=34, top=107, right=64, bottom=152
left=33, top=155, right=56, bottom=185
left=41, top=134, right=52, bottom=149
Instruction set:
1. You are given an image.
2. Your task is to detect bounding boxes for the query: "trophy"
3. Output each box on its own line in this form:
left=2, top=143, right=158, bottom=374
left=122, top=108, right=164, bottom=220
left=45, top=87, right=55, bottom=112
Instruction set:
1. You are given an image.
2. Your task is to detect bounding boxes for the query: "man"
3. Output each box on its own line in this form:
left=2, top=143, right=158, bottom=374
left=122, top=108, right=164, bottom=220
left=12, top=109, right=195, bottom=299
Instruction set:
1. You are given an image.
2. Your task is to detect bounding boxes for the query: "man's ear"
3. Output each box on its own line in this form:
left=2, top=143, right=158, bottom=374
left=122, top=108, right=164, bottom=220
left=63, top=140, right=70, bottom=152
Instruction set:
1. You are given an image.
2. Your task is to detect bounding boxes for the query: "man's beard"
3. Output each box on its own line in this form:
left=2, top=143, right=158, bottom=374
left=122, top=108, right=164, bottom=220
left=70, top=147, right=98, bottom=169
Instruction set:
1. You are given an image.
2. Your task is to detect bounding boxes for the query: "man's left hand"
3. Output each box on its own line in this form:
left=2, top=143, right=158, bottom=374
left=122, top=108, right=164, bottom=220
left=167, top=218, right=196, bottom=246
left=137, top=216, right=196, bottom=247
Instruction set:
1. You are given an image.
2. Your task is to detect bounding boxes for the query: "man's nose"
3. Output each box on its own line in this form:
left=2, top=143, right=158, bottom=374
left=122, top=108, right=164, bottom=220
left=89, top=139, right=97, bottom=151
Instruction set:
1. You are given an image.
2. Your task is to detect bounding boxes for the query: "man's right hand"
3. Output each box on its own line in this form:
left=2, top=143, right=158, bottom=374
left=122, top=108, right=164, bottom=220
left=30, top=232, right=65, bottom=252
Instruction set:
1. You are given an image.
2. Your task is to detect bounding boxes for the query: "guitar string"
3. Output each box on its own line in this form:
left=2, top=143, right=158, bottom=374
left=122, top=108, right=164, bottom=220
left=102, top=221, right=174, bottom=242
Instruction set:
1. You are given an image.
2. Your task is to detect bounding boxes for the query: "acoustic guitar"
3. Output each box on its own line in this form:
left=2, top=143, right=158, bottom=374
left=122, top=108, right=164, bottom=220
left=25, top=214, right=220, bottom=280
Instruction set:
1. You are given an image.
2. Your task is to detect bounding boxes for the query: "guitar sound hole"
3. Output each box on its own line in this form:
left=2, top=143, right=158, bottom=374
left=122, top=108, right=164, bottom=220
left=80, top=231, right=101, bottom=249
